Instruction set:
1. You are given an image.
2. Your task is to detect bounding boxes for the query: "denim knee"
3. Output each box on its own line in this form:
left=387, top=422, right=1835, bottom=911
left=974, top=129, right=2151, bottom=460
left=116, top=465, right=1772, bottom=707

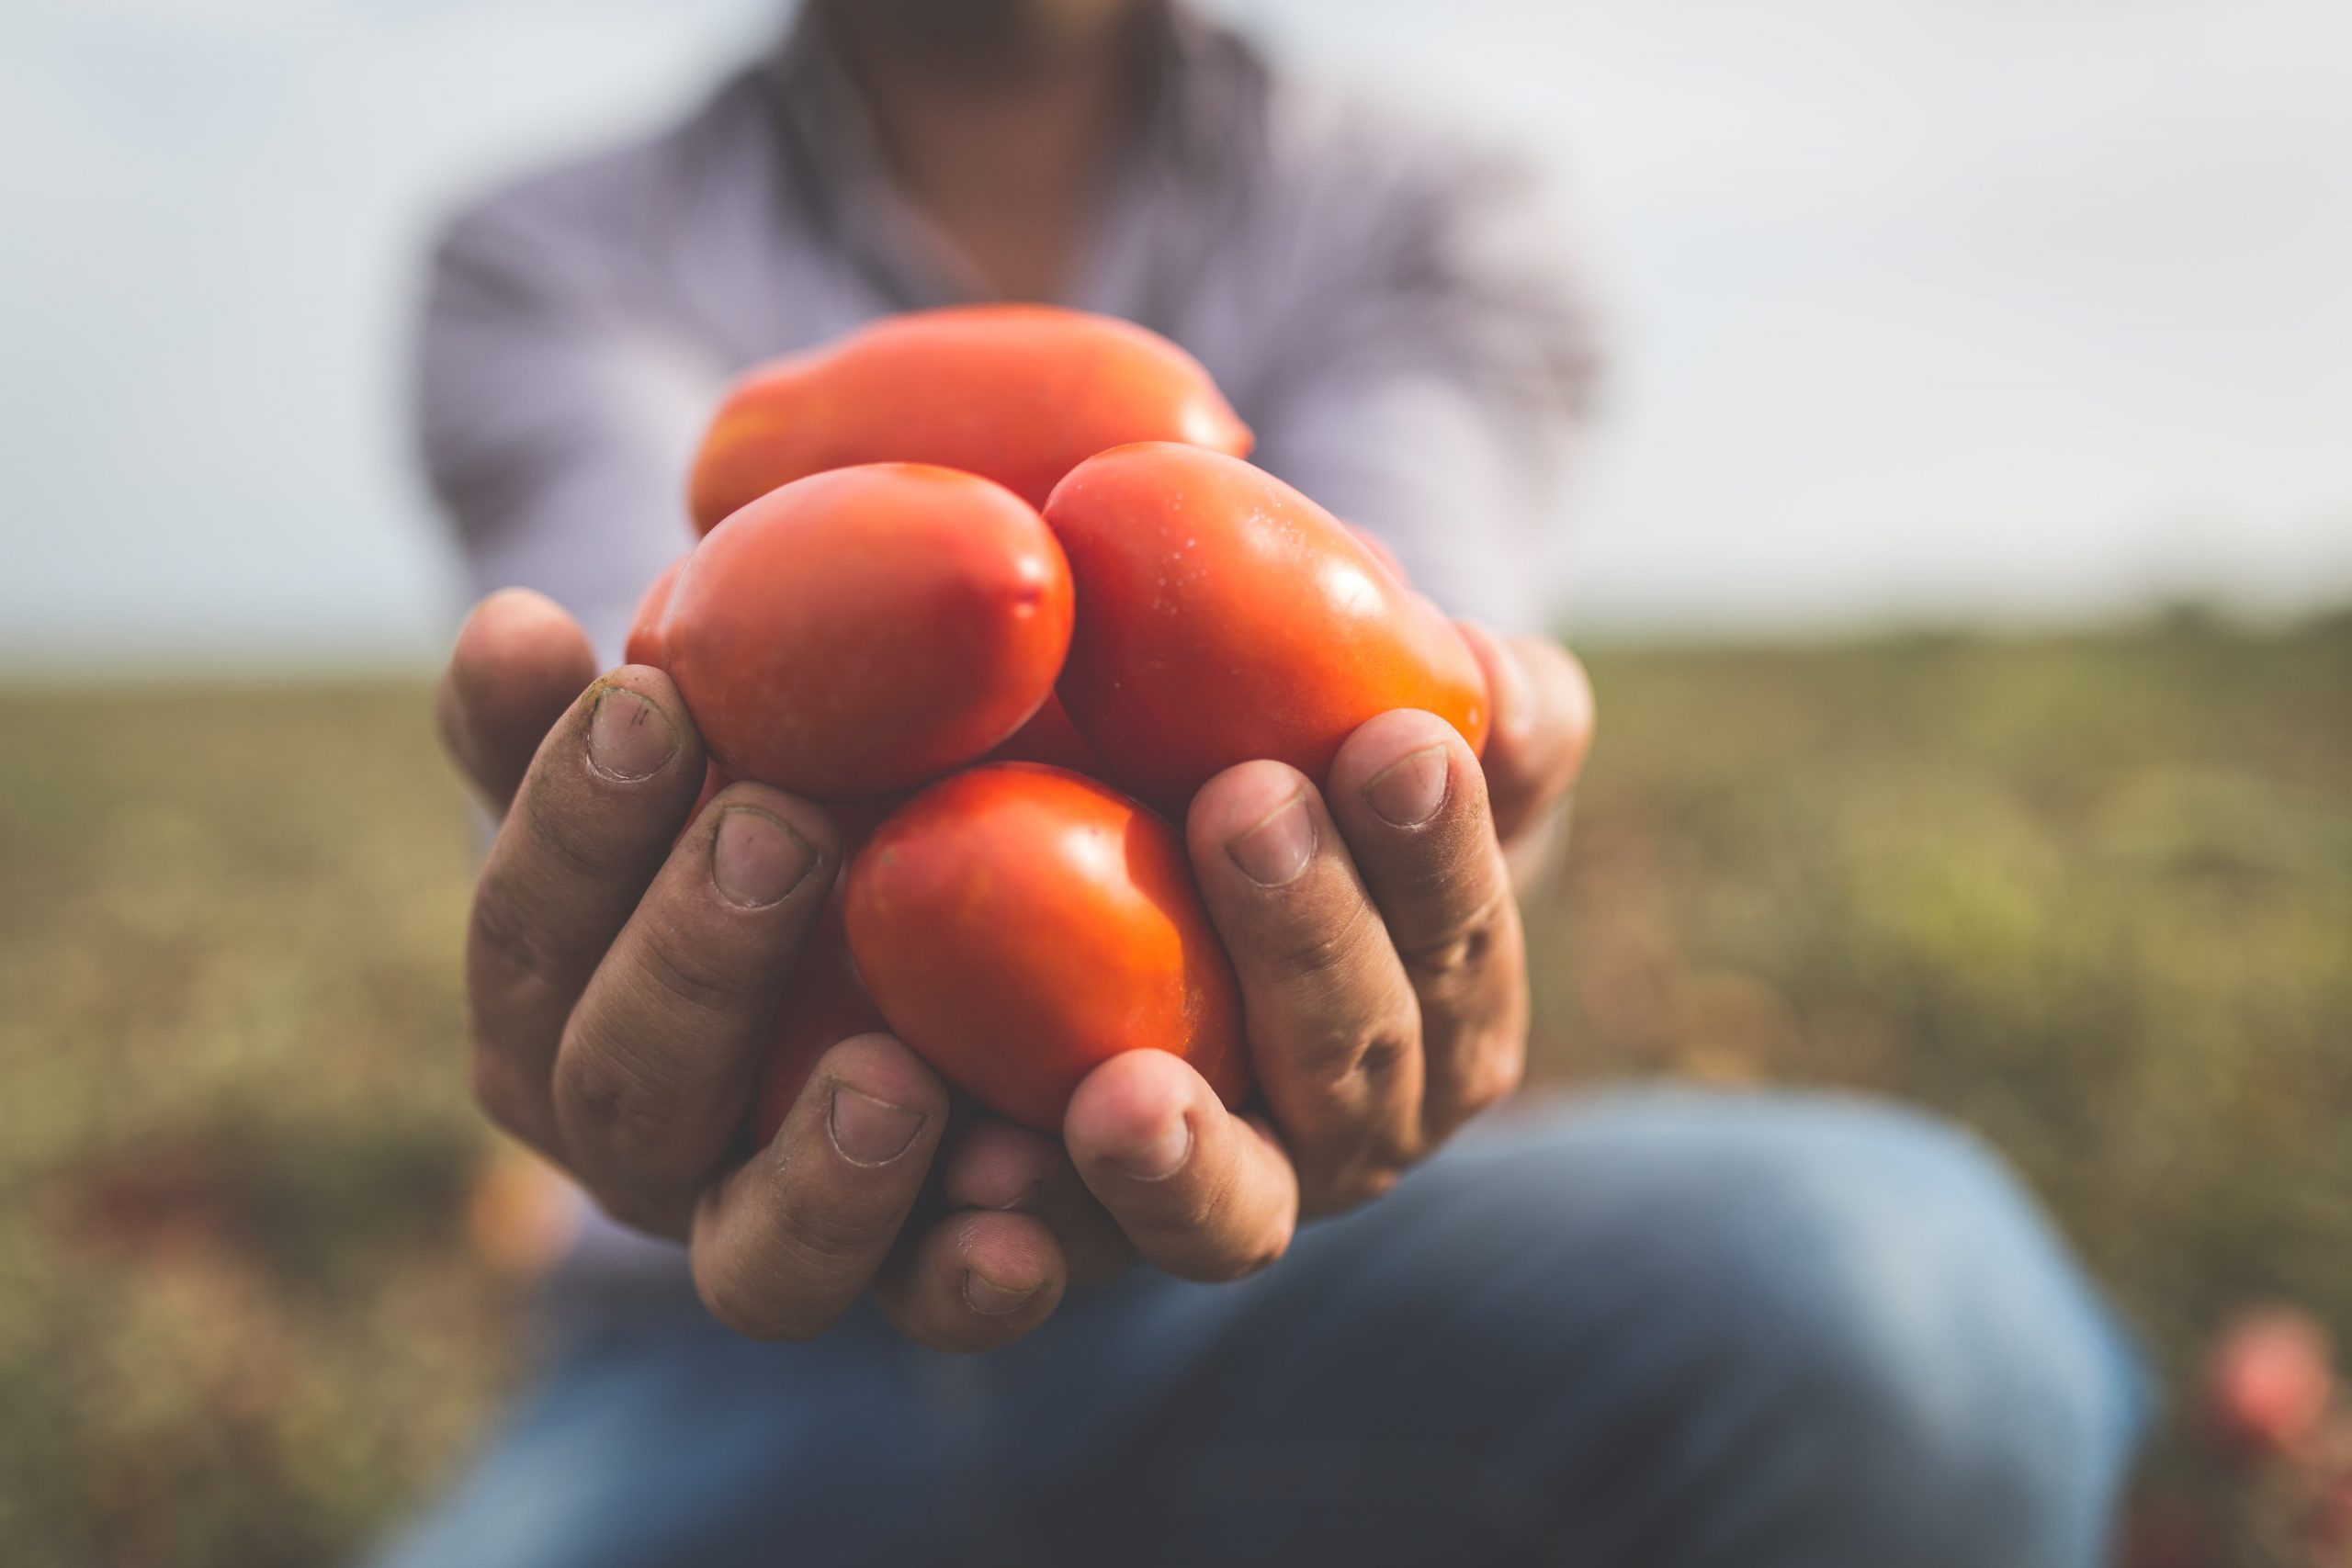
left=1555, top=1092, right=2148, bottom=1565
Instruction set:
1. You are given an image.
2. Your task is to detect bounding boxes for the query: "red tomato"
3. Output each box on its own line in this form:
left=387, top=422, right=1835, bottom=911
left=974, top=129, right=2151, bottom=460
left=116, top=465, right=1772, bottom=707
left=687, top=305, right=1252, bottom=533
left=1043, top=444, right=1490, bottom=812
left=981, top=691, right=1111, bottom=777
left=665, top=464, right=1072, bottom=801
left=844, top=763, right=1250, bottom=1131
left=624, top=553, right=688, bottom=669
left=747, top=889, right=888, bottom=1146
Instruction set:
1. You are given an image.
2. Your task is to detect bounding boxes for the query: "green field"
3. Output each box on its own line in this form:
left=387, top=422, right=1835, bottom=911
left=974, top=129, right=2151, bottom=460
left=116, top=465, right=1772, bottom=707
left=4, top=613, right=2348, bottom=1564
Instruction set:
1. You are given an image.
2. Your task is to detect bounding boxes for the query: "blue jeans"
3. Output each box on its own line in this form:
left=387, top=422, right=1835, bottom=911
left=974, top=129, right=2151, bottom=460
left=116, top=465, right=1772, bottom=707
left=375, top=1091, right=2147, bottom=1567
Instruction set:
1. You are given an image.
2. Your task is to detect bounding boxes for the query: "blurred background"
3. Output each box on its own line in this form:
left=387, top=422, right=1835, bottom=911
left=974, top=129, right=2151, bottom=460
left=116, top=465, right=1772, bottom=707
left=2, top=1, right=2347, bottom=1563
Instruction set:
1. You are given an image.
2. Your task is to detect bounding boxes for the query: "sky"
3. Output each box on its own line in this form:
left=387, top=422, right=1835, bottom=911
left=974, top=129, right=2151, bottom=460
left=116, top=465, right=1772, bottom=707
left=2, top=0, right=2347, bottom=671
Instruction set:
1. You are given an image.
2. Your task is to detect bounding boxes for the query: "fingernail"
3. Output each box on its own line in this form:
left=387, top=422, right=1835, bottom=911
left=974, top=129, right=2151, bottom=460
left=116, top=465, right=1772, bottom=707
left=962, top=1270, right=1042, bottom=1317
left=1364, top=743, right=1450, bottom=828
left=1227, top=793, right=1315, bottom=886
left=711, top=807, right=817, bottom=908
left=828, top=1085, right=924, bottom=1167
left=1106, top=1111, right=1192, bottom=1181
left=586, top=685, right=677, bottom=781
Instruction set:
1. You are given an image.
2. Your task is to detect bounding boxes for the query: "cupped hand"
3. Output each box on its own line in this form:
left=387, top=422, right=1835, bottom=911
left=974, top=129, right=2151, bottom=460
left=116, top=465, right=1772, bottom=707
left=437, top=590, right=1593, bottom=1347
left=440, top=589, right=1066, bottom=1353
left=1036, top=620, right=1598, bottom=1280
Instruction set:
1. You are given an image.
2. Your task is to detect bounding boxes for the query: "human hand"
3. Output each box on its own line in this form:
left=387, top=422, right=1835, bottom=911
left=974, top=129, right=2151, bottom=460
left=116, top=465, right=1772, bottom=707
left=437, top=589, right=1085, bottom=1351
left=436, top=591, right=1592, bottom=1337
left=1001, top=624, right=1597, bottom=1279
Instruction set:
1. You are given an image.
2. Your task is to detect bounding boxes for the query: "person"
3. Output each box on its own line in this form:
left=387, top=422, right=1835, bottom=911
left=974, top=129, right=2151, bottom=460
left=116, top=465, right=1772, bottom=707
left=388, top=2, right=2147, bottom=1563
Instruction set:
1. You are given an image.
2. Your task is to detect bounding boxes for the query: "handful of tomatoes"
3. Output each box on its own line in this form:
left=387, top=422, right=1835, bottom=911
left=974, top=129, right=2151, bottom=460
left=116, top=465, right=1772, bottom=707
left=630, top=306, right=1491, bottom=1137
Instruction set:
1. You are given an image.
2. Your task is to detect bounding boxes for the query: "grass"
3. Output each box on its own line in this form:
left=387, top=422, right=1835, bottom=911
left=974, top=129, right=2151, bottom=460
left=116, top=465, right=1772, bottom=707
left=3, top=610, right=2347, bottom=1564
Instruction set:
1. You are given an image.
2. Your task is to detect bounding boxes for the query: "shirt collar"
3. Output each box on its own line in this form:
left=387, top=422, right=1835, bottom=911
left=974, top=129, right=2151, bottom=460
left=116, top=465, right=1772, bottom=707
left=754, top=2, right=1243, bottom=307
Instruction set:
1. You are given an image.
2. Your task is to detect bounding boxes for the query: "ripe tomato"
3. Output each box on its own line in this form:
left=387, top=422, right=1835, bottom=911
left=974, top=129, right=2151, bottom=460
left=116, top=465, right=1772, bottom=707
left=665, top=464, right=1072, bottom=801
left=844, top=763, right=1249, bottom=1131
left=1044, top=444, right=1490, bottom=812
left=624, top=553, right=688, bottom=669
left=981, top=691, right=1110, bottom=777
left=688, top=305, right=1251, bottom=533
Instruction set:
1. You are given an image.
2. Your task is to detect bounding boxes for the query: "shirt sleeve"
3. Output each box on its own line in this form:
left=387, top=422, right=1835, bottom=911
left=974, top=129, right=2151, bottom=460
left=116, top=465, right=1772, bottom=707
left=1240, top=136, right=1603, bottom=636
left=413, top=186, right=725, bottom=663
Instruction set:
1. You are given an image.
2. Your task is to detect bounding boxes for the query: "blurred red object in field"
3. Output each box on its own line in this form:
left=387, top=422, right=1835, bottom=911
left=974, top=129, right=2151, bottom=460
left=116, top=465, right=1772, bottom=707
left=2205, top=1306, right=2336, bottom=1460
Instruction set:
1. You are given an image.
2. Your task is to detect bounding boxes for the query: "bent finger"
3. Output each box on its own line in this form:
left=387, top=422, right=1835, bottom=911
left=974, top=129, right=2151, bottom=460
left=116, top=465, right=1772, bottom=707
left=1064, top=1049, right=1299, bottom=1279
left=688, top=1032, right=946, bottom=1341
left=436, top=589, right=599, bottom=814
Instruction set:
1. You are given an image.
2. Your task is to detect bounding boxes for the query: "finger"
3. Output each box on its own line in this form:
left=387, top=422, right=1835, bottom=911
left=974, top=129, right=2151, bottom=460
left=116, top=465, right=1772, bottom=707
left=872, top=1210, right=1068, bottom=1354
left=939, top=1118, right=1135, bottom=1286
left=1457, top=623, right=1595, bottom=845
left=1326, top=709, right=1528, bottom=1143
left=466, top=667, right=702, bottom=1155
left=689, top=1032, right=948, bottom=1341
left=436, top=590, right=599, bottom=813
left=552, top=782, right=838, bottom=1234
left=1185, top=762, right=1425, bottom=1206
left=1065, top=1049, right=1299, bottom=1279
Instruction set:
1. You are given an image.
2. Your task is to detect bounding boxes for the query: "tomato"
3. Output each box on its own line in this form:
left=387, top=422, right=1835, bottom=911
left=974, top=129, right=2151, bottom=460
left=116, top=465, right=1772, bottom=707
left=981, top=691, right=1110, bottom=777
left=624, top=553, right=688, bottom=669
left=665, top=464, right=1072, bottom=801
left=687, top=305, right=1252, bottom=533
left=1043, top=444, right=1490, bottom=812
left=844, top=763, right=1249, bottom=1131
left=747, top=889, right=888, bottom=1146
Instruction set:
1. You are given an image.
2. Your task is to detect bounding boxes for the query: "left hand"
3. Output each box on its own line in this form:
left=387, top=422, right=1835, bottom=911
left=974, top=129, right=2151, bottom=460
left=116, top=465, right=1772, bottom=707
left=907, top=625, right=1596, bottom=1305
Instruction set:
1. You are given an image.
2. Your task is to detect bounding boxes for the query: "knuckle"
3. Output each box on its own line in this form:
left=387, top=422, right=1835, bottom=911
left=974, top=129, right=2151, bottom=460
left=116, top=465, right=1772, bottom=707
left=468, top=877, right=576, bottom=998
left=1394, top=881, right=1513, bottom=983
left=556, top=1033, right=689, bottom=1163
left=1292, top=1019, right=1416, bottom=1096
left=775, top=1205, right=890, bottom=1273
left=1264, top=897, right=1384, bottom=987
left=520, top=786, right=648, bottom=886
left=631, top=921, right=761, bottom=1020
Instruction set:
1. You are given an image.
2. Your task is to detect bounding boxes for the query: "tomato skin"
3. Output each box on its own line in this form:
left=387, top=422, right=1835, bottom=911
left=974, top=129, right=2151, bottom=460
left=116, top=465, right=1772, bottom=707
left=1044, top=444, right=1490, bottom=812
left=624, top=553, right=689, bottom=669
left=665, top=464, right=1073, bottom=801
left=980, top=691, right=1111, bottom=777
left=687, top=306, right=1252, bottom=533
left=844, top=763, right=1250, bottom=1131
